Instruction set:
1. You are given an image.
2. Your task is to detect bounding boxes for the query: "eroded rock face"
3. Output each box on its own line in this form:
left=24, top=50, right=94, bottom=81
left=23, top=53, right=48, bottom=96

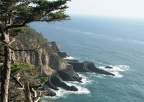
left=11, top=28, right=67, bottom=76
left=12, top=45, right=53, bottom=76
left=49, top=41, right=60, bottom=52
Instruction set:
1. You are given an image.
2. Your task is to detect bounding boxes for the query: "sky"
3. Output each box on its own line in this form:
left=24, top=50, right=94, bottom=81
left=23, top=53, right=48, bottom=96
left=66, top=0, right=144, bottom=19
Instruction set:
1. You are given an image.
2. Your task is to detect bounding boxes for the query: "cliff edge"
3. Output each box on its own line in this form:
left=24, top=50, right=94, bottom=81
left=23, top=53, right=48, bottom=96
left=0, top=27, right=114, bottom=100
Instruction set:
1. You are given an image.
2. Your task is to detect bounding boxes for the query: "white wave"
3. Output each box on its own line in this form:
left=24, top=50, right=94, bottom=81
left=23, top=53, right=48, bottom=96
left=63, top=74, right=91, bottom=95
left=63, top=56, right=76, bottom=60
left=99, top=65, right=129, bottom=78
left=54, top=88, right=67, bottom=98
left=61, top=81, right=91, bottom=95
left=64, top=56, right=74, bottom=60
left=43, top=86, right=90, bottom=100
left=78, top=73, right=92, bottom=84
left=65, top=83, right=90, bottom=95
left=43, top=74, right=91, bottom=100
left=111, top=71, right=123, bottom=78
left=72, top=85, right=90, bottom=94
left=99, top=65, right=129, bottom=72
left=43, top=88, right=68, bottom=99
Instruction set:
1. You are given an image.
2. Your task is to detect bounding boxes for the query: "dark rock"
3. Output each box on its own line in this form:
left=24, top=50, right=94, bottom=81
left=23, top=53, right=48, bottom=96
left=57, top=64, right=82, bottom=81
left=70, top=86, right=78, bottom=91
left=46, top=89, right=56, bottom=96
left=45, top=73, right=78, bottom=91
left=86, top=62, right=114, bottom=76
left=69, top=62, right=89, bottom=72
left=57, top=51, right=67, bottom=58
left=70, top=61, right=114, bottom=76
left=44, top=76, right=59, bottom=90
left=49, top=42, right=68, bottom=58
left=65, top=59, right=79, bottom=63
left=49, top=41, right=60, bottom=52
left=105, top=66, right=113, bottom=69
left=37, top=85, right=56, bottom=97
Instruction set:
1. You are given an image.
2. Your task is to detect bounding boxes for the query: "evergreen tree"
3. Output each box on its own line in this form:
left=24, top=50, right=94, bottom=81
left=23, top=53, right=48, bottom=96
left=0, top=0, right=70, bottom=102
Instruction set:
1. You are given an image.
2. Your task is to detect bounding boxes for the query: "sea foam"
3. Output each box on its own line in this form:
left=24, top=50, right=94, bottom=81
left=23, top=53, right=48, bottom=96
left=99, top=65, right=129, bottom=78
left=63, top=56, right=80, bottom=60
left=64, top=81, right=91, bottom=95
left=78, top=73, right=92, bottom=85
left=43, top=74, right=91, bottom=100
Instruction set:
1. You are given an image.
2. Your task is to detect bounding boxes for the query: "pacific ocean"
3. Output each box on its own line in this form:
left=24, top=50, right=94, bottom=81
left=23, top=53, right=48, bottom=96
left=30, top=15, right=144, bottom=102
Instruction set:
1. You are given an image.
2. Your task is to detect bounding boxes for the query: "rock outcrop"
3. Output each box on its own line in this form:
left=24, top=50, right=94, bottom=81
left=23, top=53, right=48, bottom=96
left=57, top=51, right=68, bottom=58
left=69, top=61, right=114, bottom=76
left=105, top=66, right=113, bottom=69
left=45, top=73, right=78, bottom=91
left=49, top=41, right=68, bottom=58
left=57, top=64, right=82, bottom=81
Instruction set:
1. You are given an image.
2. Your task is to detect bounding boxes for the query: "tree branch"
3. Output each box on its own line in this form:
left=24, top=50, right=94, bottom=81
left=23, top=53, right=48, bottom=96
left=4, top=21, right=28, bottom=31
left=11, top=76, right=24, bottom=88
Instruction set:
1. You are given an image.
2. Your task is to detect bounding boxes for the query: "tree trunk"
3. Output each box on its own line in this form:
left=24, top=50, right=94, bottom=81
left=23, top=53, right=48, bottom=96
left=1, top=33, right=11, bottom=102
left=1, top=46, right=11, bottom=102
left=24, top=82, right=33, bottom=102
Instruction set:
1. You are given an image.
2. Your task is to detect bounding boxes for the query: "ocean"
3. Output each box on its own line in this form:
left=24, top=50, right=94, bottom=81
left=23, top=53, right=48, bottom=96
left=30, top=15, right=144, bottom=102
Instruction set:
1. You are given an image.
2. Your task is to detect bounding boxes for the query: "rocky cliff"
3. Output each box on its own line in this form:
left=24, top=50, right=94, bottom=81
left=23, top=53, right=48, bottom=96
left=7, top=27, right=81, bottom=96
left=7, top=27, right=114, bottom=97
left=11, top=27, right=67, bottom=76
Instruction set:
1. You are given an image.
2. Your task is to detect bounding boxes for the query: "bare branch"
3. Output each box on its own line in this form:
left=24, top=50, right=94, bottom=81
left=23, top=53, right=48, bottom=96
left=11, top=76, right=24, bottom=88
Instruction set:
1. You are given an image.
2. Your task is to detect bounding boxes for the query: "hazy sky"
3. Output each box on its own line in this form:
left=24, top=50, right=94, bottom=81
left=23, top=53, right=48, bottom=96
left=66, top=0, right=144, bottom=19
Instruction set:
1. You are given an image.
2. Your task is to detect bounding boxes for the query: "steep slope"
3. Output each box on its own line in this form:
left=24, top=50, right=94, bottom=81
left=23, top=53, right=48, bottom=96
left=11, top=27, right=67, bottom=76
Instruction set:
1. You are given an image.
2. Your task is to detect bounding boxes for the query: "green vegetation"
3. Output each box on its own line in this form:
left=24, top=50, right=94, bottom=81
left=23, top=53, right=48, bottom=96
left=36, top=77, right=48, bottom=83
left=22, top=27, right=48, bottom=44
left=11, top=62, right=41, bottom=79
left=11, top=62, right=31, bottom=73
left=11, top=27, right=48, bottom=50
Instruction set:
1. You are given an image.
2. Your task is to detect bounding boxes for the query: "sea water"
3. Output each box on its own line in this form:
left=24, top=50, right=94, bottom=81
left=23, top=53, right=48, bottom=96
left=30, top=16, right=144, bottom=102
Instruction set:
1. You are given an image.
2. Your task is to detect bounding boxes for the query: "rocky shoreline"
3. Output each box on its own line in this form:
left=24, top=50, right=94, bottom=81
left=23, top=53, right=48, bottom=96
left=42, top=42, right=114, bottom=96
left=0, top=27, right=115, bottom=101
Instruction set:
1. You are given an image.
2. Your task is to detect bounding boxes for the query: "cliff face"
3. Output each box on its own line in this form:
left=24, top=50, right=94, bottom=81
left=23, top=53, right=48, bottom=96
left=8, top=27, right=114, bottom=97
left=11, top=27, right=67, bottom=76
left=8, top=27, right=82, bottom=97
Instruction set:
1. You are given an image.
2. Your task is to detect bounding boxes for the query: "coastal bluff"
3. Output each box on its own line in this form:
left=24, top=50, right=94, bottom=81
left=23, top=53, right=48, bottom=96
left=7, top=27, right=114, bottom=97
